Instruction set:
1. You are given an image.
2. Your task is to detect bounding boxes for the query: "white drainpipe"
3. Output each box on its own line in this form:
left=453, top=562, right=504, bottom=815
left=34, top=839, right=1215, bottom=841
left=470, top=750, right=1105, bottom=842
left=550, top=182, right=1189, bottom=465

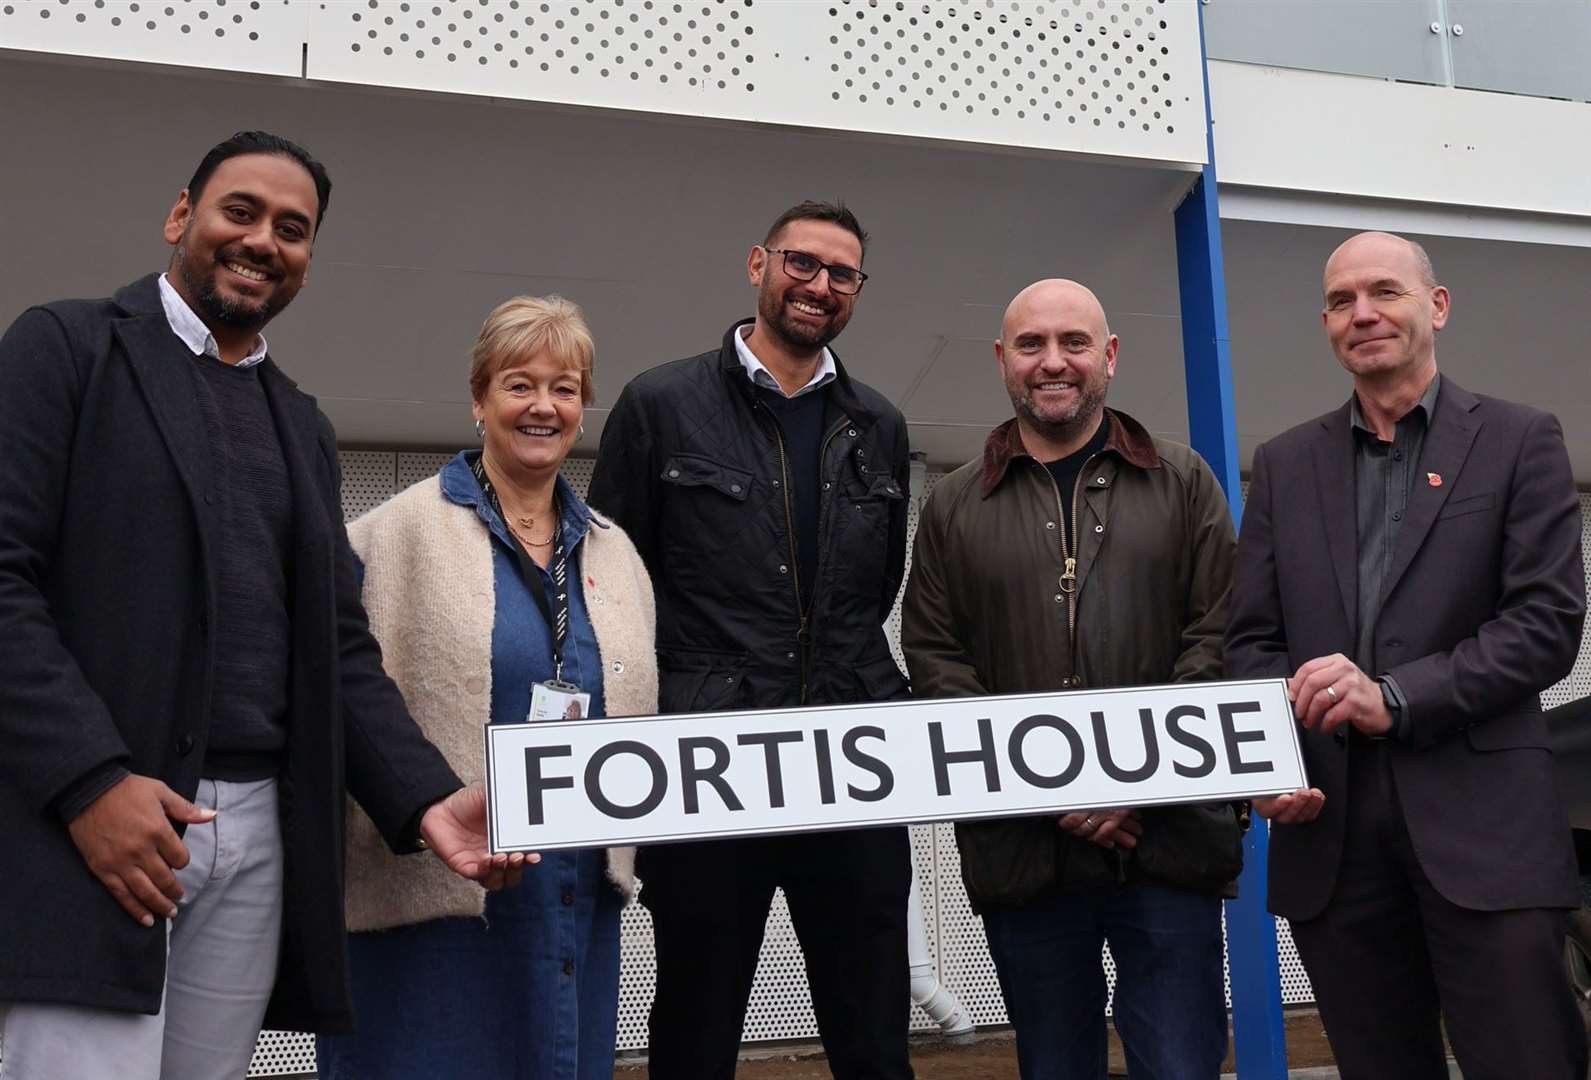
left=907, top=870, right=975, bottom=1042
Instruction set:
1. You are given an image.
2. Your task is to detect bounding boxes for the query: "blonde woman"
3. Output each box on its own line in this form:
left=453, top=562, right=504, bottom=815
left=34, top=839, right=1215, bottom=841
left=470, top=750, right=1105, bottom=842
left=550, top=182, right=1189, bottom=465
left=317, top=296, right=656, bottom=1079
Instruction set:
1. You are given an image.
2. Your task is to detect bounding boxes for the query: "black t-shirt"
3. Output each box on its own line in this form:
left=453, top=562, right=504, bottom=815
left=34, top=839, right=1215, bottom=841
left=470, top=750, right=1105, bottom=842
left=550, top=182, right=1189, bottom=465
left=1043, top=417, right=1111, bottom=545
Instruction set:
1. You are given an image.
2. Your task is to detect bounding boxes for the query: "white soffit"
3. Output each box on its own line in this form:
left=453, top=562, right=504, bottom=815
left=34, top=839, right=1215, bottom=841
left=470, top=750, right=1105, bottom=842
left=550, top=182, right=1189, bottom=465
left=1220, top=188, right=1591, bottom=251
left=1208, top=60, right=1591, bottom=221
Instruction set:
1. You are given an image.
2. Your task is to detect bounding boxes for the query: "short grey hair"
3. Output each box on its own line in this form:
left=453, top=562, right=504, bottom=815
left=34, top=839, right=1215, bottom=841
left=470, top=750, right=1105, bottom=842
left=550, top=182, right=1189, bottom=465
left=1406, top=238, right=1437, bottom=288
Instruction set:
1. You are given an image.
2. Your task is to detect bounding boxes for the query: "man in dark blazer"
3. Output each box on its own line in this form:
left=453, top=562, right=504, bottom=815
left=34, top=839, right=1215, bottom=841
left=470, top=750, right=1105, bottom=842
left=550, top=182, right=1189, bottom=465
left=0, top=132, right=520, bottom=1079
left=1227, top=230, right=1587, bottom=1079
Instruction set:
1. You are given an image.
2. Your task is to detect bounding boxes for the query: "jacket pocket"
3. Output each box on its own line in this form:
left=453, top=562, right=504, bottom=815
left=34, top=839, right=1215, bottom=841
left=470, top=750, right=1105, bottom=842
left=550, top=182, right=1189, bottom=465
left=661, top=454, right=753, bottom=501
left=658, top=660, right=746, bottom=714
left=854, top=655, right=909, bottom=703
left=955, top=816, right=1059, bottom=908
left=865, top=473, right=906, bottom=500
left=838, top=466, right=905, bottom=553
left=1130, top=803, right=1244, bottom=894
left=1436, top=491, right=1496, bottom=520
left=1466, top=711, right=1551, bottom=752
left=841, top=457, right=906, bottom=501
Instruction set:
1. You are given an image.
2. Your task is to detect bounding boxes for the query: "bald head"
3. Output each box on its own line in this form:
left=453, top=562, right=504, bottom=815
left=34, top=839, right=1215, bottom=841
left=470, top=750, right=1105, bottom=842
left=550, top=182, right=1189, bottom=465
left=1001, top=278, right=1111, bottom=344
left=995, top=277, right=1119, bottom=456
left=1325, top=231, right=1437, bottom=290
left=1321, top=230, right=1449, bottom=388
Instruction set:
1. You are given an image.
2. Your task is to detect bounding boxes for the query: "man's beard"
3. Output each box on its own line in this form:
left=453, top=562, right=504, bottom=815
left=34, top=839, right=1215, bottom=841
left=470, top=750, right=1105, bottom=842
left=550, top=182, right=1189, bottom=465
left=175, top=244, right=283, bottom=330
left=1012, top=377, right=1109, bottom=443
left=758, top=282, right=848, bottom=351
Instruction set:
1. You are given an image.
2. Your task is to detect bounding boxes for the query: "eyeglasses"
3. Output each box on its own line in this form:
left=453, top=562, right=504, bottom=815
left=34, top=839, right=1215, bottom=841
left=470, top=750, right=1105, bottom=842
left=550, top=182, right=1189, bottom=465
left=764, top=247, right=869, bottom=295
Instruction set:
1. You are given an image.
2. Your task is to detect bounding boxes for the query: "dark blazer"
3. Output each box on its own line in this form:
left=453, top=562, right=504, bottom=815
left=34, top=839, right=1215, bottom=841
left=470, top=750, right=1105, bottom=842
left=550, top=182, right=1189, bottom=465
left=0, top=275, right=461, bottom=1032
left=1226, top=376, right=1585, bottom=921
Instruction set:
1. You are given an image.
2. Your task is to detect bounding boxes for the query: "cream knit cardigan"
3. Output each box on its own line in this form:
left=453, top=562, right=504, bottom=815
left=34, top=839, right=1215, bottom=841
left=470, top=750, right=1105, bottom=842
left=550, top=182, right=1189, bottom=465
left=341, top=474, right=657, bottom=932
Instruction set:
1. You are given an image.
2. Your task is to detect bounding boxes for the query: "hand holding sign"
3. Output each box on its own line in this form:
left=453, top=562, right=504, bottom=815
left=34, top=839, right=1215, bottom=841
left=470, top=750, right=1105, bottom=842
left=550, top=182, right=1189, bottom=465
left=1058, top=808, right=1142, bottom=850
left=421, top=784, right=538, bottom=889
left=1253, top=789, right=1326, bottom=825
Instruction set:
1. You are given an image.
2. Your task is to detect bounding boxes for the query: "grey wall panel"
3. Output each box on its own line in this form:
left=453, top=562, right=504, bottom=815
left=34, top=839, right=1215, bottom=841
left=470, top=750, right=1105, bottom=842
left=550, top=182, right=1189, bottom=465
left=1448, top=0, right=1591, bottom=103
left=1204, top=0, right=1447, bottom=84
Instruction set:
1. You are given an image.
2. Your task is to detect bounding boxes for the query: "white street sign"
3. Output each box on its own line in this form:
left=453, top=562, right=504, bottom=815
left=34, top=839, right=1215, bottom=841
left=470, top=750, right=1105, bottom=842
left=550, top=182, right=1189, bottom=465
left=485, top=678, right=1305, bottom=852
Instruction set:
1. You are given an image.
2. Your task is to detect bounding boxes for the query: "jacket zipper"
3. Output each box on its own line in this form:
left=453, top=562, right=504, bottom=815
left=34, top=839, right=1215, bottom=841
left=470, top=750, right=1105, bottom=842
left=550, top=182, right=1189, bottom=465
left=769, top=423, right=808, bottom=700
left=1050, top=454, right=1125, bottom=880
left=1044, top=454, right=1102, bottom=679
left=757, top=395, right=852, bottom=706
left=798, top=417, right=851, bottom=705
left=762, top=408, right=848, bottom=706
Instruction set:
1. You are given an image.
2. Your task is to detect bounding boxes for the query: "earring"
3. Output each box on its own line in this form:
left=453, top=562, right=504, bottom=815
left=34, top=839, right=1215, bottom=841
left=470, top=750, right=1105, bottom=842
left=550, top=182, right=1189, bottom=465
left=474, top=418, right=486, bottom=438
left=577, top=423, right=586, bottom=442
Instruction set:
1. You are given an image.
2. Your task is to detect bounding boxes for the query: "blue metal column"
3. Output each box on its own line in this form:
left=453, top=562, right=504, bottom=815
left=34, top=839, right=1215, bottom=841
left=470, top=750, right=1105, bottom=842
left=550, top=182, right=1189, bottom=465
left=1174, top=6, right=1289, bottom=1079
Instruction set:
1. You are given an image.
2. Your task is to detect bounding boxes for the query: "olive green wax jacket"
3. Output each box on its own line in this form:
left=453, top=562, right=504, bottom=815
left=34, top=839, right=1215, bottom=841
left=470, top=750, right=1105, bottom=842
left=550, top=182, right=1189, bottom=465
left=901, top=408, right=1242, bottom=909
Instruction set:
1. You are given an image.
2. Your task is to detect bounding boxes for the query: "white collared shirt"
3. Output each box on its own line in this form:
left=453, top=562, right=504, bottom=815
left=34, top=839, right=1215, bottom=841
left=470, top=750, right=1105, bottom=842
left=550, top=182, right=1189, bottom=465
left=158, top=273, right=269, bottom=369
left=734, top=323, right=836, bottom=399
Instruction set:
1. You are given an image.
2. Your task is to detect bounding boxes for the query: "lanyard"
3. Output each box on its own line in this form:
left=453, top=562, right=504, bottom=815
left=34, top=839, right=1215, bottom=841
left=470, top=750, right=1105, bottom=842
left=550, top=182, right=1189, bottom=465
left=471, top=456, right=570, bottom=681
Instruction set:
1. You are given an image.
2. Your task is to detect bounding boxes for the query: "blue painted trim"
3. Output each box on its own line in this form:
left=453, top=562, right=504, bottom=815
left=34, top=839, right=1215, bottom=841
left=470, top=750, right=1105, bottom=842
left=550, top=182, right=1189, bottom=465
left=1176, top=6, right=1289, bottom=1079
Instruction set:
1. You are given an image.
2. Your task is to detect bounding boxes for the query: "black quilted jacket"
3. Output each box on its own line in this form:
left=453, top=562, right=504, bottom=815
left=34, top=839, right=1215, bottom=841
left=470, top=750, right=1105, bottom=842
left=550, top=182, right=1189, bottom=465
left=589, top=319, right=912, bottom=713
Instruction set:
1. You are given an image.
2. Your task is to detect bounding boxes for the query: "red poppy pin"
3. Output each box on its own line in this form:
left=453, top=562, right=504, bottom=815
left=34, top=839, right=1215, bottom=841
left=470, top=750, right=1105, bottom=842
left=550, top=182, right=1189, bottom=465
left=1427, top=472, right=1442, bottom=487
left=587, top=576, right=596, bottom=587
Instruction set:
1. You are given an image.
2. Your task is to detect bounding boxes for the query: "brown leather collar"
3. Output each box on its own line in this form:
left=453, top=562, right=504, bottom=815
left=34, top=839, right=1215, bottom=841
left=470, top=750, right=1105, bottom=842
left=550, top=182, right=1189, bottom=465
left=980, top=408, right=1161, bottom=498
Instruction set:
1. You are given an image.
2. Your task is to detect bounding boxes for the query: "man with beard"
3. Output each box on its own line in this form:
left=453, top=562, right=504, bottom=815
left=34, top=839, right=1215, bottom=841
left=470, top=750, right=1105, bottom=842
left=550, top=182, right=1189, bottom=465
left=901, top=279, right=1240, bottom=1079
left=589, top=202, right=914, bottom=1079
left=0, top=132, right=519, bottom=1079
left=1227, top=232, right=1587, bottom=1078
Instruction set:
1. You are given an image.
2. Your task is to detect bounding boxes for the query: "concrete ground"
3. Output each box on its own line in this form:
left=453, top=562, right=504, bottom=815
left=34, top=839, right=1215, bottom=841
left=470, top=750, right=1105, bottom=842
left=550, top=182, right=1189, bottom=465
left=611, top=1008, right=1465, bottom=1078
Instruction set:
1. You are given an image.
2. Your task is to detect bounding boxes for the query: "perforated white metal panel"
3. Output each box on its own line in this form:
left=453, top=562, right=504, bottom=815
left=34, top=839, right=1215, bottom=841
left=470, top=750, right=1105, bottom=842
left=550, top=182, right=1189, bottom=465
left=302, top=0, right=1208, bottom=165
left=1542, top=492, right=1591, bottom=709
left=906, top=821, right=943, bottom=1032
left=248, top=1029, right=317, bottom=1077
left=338, top=450, right=397, bottom=519
left=1274, top=914, right=1314, bottom=1004
left=2, top=1, right=1209, bottom=165
left=394, top=450, right=454, bottom=492
left=0, top=0, right=306, bottom=75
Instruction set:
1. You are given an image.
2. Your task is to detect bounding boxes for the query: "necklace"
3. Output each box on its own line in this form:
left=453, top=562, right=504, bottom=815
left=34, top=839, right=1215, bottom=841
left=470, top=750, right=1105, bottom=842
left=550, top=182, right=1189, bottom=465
left=510, top=514, right=556, bottom=549
left=474, top=454, right=559, bottom=551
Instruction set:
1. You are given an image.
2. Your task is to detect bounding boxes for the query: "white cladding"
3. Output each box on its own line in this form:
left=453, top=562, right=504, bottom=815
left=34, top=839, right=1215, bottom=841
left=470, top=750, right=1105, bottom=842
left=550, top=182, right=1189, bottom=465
left=0, top=0, right=1209, bottom=166
left=0, top=0, right=307, bottom=74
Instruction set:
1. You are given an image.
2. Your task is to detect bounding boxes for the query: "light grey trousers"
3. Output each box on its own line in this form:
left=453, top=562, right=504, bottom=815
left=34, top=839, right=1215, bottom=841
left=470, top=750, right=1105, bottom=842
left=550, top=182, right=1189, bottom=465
left=1, top=777, right=284, bottom=1080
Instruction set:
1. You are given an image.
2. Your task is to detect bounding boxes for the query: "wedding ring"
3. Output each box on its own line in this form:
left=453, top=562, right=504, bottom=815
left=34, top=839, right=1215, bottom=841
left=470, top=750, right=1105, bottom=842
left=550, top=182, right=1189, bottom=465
left=1325, top=685, right=1339, bottom=703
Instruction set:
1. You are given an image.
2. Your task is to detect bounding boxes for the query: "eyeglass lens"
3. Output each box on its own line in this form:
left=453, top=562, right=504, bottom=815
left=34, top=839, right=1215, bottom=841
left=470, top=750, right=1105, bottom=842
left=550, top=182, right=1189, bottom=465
left=781, top=250, right=863, bottom=294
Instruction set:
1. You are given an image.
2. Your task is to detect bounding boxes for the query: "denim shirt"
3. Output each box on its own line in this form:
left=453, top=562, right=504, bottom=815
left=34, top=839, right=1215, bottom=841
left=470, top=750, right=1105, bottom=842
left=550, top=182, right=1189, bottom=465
left=439, top=451, right=607, bottom=723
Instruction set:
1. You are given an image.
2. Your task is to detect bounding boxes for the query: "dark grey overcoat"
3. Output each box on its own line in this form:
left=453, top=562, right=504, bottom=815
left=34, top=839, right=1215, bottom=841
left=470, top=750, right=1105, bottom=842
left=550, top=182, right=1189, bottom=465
left=0, top=275, right=461, bottom=1032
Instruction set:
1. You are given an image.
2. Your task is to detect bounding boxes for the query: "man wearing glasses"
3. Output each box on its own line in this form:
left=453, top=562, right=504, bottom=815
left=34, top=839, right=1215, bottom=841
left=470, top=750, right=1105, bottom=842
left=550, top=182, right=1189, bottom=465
left=590, top=202, right=914, bottom=1079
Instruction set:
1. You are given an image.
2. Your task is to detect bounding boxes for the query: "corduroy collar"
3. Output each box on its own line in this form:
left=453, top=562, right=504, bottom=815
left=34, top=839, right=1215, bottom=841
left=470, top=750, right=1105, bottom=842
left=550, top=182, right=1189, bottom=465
left=979, top=407, right=1161, bottom=498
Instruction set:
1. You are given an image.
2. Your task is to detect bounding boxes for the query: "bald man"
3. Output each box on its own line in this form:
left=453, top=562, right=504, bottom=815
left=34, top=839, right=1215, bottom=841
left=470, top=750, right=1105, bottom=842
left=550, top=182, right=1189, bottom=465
left=1227, top=232, right=1587, bottom=1078
left=902, top=279, right=1240, bottom=1078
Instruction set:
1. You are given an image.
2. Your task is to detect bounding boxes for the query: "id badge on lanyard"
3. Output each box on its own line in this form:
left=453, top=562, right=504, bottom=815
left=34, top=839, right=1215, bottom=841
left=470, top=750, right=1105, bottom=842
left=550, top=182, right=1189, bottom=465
left=529, top=678, right=590, bottom=722
left=470, top=455, right=589, bottom=724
